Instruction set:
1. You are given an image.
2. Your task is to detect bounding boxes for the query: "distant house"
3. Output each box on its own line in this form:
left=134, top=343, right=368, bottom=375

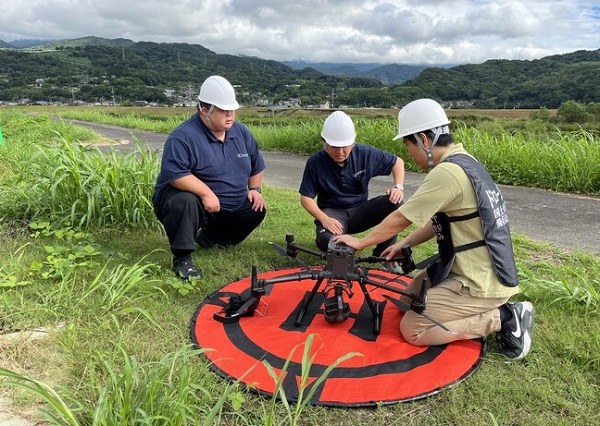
left=276, top=97, right=301, bottom=108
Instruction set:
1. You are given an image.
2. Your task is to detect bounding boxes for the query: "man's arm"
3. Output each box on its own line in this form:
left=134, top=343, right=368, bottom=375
left=334, top=209, right=411, bottom=251
left=397, top=223, right=435, bottom=248
left=247, top=171, right=266, bottom=211
left=247, top=171, right=263, bottom=190
left=385, top=156, right=406, bottom=204
left=170, top=175, right=220, bottom=213
left=391, top=157, right=405, bottom=186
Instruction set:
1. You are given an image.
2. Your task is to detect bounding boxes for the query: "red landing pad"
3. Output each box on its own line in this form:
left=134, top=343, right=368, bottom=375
left=190, top=267, right=485, bottom=407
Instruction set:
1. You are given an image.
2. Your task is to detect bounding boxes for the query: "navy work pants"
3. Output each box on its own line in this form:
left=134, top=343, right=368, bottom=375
left=154, top=185, right=266, bottom=253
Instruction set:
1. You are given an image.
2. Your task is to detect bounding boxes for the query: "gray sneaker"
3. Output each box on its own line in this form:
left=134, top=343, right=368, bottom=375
left=497, top=302, right=534, bottom=360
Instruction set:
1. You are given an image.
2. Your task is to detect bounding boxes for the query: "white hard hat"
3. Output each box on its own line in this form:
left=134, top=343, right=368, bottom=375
left=393, top=99, right=450, bottom=140
left=198, top=75, right=240, bottom=110
left=321, top=111, right=356, bottom=147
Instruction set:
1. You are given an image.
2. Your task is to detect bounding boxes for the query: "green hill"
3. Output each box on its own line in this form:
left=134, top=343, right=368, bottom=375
left=0, top=37, right=380, bottom=105
left=398, top=49, right=600, bottom=108
left=44, top=36, right=137, bottom=49
left=0, top=36, right=598, bottom=108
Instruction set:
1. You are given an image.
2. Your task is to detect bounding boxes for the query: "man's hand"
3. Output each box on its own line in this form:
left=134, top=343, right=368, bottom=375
left=321, top=216, right=344, bottom=235
left=248, top=189, right=266, bottom=211
left=333, top=234, right=363, bottom=251
left=385, top=187, right=404, bottom=204
left=381, top=242, right=403, bottom=260
left=202, top=192, right=221, bottom=213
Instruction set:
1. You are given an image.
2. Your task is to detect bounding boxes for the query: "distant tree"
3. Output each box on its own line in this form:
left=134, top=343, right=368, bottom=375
left=557, top=100, right=590, bottom=123
left=530, top=107, right=553, bottom=121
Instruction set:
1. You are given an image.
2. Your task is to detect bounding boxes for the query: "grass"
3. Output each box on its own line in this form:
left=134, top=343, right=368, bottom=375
left=0, top=109, right=599, bottom=425
left=6, top=106, right=600, bottom=194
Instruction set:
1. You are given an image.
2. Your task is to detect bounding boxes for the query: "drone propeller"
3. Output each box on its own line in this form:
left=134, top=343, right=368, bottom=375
left=381, top=294, right=455, bottom=334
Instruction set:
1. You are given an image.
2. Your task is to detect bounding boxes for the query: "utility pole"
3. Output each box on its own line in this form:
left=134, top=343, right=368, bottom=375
left=331, top=87, right=335, bottom=109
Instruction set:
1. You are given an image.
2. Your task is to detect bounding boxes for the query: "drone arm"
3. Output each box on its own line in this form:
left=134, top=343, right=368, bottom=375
left=288, top=243, right=326, bottom=259
left=284, top=233, right=326, bottom=260
left=362, top=276, right=417, bottom=299
left=356, top=245, right=416, bottom=273
left=261, top=269, right=329, bottom=285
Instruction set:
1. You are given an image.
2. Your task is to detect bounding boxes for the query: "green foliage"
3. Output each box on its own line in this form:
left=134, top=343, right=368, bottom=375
left=0, top=367, right=80, bottom=426
left=263, top=334, right=362, bottom=426
left=557, top=100, right=590, bottom=123
left=452, top=126, right=600, bottom=194
left=0, top=42, right=384, bottom=105
left=0, top=188, right=599, bottom=424
left=28, top=221, right=101, bottom=280
left=556, top=100, right=600, bottom=124
left=0, top=265, right=31, bottom=288
left=7, top=128, right=160, bottom=229
left=529, top=107, right=553, bottom=121
left=399, top=50, right=600, bottom=108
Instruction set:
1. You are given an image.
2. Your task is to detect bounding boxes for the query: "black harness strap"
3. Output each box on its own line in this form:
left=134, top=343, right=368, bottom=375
left=414, top=240, right=487, bottom=271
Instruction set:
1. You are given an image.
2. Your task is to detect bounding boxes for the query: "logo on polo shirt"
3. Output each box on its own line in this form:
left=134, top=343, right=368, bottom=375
left=237, top=153, right=249, bottom=158
left=353, top=169, right=366, bottom=179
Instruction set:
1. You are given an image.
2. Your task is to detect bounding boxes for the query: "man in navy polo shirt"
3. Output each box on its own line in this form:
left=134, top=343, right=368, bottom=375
left=299, top=111, right=406, bottom=273
left=153, top=75, right=266, bottom=280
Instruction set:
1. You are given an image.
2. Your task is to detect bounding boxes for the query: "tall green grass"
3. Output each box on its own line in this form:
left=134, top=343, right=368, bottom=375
left=13, top=107, right=598, bottom=194
left=0, top=112, right=160, bottom=229
left=463, top=126, right=600, bottom=193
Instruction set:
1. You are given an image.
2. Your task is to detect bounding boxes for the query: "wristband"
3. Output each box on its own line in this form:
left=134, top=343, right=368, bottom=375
left=249, top=187, right=262, bottom=194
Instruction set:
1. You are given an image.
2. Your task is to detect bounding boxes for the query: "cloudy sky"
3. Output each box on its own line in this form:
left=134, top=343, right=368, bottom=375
left=1, top=0, right=598, bottom=65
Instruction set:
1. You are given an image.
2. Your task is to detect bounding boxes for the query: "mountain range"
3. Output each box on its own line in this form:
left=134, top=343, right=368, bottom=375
left=1, top=36, right=598, bottom=108
left=2, top=36, right=430, bottom=85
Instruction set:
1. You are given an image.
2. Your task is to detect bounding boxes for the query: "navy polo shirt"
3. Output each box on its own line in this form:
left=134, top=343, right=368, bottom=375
left=299, top=144, right=397, bottom=209
left=153, top=114, right=266, bottom=212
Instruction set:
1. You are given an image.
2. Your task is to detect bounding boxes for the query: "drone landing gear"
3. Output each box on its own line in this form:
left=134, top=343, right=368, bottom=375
left=294, top=274, right=385, bottom=335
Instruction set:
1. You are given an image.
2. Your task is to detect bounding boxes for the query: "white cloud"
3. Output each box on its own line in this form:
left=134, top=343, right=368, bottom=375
left=0, top=0, right=598, bottom=65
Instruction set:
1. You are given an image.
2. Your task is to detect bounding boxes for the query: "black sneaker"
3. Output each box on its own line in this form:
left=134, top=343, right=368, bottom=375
left=497, top=301, right=534, bottom=360
left=172, top=255, right=203, bottom=280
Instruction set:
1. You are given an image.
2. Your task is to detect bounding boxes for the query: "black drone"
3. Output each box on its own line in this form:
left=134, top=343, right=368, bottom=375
left=213, top=233, right=450, bottom=335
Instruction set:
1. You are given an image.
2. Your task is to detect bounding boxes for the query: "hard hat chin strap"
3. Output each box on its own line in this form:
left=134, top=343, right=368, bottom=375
left=415, top=125, right=449, bottom=169
left=414, top=133, right=435, bottom=169
left=206, top=104, right=215, bottom=122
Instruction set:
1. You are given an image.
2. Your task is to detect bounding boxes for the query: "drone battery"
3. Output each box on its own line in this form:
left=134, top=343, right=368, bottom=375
left=326, top=239, right=356, bottom=277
